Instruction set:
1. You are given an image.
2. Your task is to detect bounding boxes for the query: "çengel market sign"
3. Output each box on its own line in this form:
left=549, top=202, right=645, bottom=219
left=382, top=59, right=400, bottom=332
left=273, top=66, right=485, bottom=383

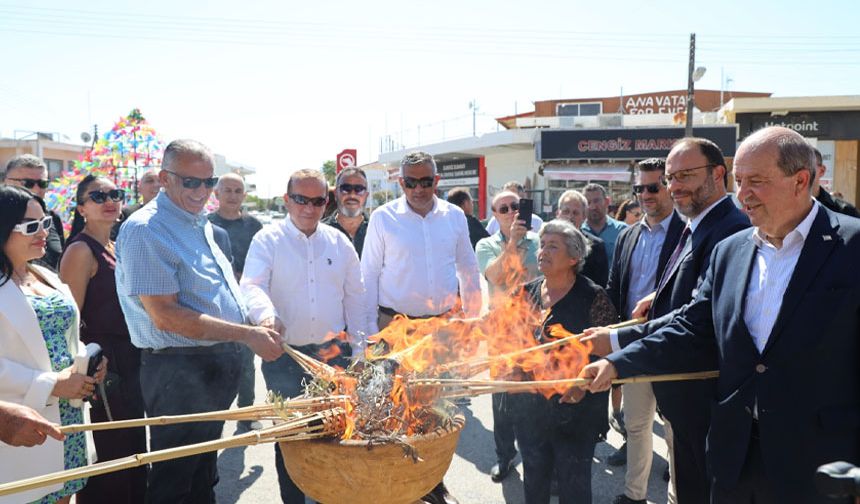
left=539, top=126, right=737, bottom=160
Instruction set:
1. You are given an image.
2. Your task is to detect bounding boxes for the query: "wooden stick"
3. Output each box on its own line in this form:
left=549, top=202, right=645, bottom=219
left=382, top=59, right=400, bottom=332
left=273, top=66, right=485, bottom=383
left=442, top=317, right=646, bottom=377
left=0, top=408, right=345, bottom=498
left=418, top=370, right=720, bottom=398
left=281, top=342, right=337, bottom=377
left=59, top=396, right=349, bottom=434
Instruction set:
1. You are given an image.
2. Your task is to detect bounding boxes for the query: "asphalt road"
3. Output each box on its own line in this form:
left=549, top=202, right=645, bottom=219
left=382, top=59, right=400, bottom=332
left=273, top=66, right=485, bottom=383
left=214, top=361, right=673, bottom=504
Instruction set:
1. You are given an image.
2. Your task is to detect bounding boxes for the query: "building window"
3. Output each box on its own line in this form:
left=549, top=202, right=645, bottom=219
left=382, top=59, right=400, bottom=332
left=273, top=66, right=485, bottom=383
left=44, top=159, right=63, bottom=179
left=557, top=102, right=602, bottom=117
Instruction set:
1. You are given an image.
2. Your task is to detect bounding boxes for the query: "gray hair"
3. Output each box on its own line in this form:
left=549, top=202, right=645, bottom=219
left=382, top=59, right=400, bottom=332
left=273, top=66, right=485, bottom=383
left=216, top=172, right=246, bottom=191
left=557, top=189, right=587, bottom=209
left=400, top=151, right=436, bottom=176
left=287, top=168, right=327, bottom=194
left=582, top=183, right=607, bottom=198
left=162, top=139, right=215, bottom=172
left=539, top=219, right=591, bottom=273
left=491, top=190, right=519, bottom=208
left=335, top=167, right=368, bottom=186
left=5, top=154, right=47, bottom=175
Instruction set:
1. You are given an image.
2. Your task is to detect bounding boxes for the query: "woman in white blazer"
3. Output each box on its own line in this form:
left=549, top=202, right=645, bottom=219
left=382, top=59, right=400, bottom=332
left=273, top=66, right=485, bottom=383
left=0, top=186, right=106, bottom=504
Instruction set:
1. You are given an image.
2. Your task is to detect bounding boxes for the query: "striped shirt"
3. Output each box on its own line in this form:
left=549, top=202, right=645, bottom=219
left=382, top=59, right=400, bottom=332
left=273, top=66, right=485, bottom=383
left=744, top=201, right=818, bottom=353
left=116, top=192, right=246, bottom=349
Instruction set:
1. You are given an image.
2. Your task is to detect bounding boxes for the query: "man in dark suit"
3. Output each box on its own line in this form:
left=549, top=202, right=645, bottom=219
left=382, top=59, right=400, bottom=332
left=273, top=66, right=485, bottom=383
left=447, top=187, right=489, bottom=249
left=556, top=189, right=610, bottom=286
left=580, top=126, right=860, bottom=504
left=585, top=137, right=750, bottom=503
left=811, top=147, right=860, bottom=218
left=605, top=158, right=685, bottom=504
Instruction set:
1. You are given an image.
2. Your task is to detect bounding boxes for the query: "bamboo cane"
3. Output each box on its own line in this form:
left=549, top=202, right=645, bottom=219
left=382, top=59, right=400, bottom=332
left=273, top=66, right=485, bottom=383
left=281, top=342, right=337, bottom=377
left=441, top=317, right=646, bottom=377
left=0, top=408, right=346, bottom=498
left=59, top=396, right=349, bottom=434
left=414, top=370, right=720, bottom=399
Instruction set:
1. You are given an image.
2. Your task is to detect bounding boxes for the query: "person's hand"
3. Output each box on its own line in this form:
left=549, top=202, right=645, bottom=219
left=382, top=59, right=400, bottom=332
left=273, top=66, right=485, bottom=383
left=507, top=219, right=528, bottom=247
left=52, top=367, right=97, bottom=400
left=580, top=359, right=618, bottom=393
left=244, top=326, right=284, bottom=362
left=631, top=292, right=656, bottom=319
left=580, top=327, right=612, bottom=357
left=259, top=316, right=286, bottom=336
left=93, top=356, right=108, bottom=384
left=0, top=402, right=64, bottom=447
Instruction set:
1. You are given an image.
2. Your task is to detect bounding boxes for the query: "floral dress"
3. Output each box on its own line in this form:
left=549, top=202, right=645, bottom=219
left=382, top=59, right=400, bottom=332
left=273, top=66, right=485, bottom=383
left=27, top=291, right=87, bottom=504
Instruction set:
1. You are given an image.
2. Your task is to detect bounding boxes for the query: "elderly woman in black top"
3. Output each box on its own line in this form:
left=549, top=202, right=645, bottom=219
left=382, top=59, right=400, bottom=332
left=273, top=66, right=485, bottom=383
left=512, top=218, right=619, bottom=504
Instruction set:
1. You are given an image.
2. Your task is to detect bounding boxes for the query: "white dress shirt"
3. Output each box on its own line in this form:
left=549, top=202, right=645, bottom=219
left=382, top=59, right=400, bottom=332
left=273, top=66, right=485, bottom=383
left=240, top=217, right=370, bottom=349
left=744, top=201, right=819, bottom=353
left=361, top=196, right=481, bottom=332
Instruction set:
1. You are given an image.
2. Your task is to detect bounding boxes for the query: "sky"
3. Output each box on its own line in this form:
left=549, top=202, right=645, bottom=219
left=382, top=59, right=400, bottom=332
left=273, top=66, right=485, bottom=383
left=1, top=0, right=859, bottom=196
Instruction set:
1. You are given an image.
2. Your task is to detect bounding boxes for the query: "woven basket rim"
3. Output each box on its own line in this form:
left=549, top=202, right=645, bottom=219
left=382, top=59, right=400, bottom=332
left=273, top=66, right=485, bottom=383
left=312, top=411, right=466, bottom=447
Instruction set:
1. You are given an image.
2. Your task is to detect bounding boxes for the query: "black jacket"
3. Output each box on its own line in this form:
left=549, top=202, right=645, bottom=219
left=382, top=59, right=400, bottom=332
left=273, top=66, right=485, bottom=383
left=609, top=206, right=860, bottom=503
left=816, top=189, right=860, bottom=218
left=580, top=230, right=609, bottom=287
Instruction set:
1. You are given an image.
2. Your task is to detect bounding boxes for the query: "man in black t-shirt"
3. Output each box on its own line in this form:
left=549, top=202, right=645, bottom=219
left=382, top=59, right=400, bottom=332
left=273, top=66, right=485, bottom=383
left=322, top=167, right=369, bottom=258
left=209, top=172, right=263, bottom=430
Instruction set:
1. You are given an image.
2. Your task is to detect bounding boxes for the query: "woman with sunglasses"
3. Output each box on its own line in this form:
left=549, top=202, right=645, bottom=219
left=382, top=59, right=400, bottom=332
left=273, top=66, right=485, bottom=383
left=0, top=185, right=107, bottom=504
left=616, top=199, right=643, bottom=226
left=59, top=175, right=147, bottom=504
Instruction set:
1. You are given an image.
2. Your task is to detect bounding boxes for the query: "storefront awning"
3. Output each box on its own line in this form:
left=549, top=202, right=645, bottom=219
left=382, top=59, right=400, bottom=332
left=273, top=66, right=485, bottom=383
left=543, top=166, right=632, bottom=182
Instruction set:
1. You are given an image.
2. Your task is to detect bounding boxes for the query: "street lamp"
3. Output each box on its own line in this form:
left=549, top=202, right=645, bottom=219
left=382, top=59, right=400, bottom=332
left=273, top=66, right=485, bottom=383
left=685, top=33, right=706, bottom=137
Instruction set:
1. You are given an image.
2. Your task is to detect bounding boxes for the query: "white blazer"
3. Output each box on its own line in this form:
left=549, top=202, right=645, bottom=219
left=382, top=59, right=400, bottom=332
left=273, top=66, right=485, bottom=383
left=0, top=265, right=83, bottom=503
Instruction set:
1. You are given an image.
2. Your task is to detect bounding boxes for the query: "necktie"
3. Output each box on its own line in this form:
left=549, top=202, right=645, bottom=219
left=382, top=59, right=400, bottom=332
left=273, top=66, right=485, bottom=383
left=655, top=224, right=691, bottom=295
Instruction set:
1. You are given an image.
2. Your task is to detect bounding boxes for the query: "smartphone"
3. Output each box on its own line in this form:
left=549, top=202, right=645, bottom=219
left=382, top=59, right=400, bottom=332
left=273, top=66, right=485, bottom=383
left=517, top=198, right=534, bottom=230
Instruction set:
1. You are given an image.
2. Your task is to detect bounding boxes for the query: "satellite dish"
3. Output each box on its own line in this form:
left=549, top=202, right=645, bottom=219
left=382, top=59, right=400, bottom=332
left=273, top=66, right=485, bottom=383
left=80, top=132, right=92, bottom=143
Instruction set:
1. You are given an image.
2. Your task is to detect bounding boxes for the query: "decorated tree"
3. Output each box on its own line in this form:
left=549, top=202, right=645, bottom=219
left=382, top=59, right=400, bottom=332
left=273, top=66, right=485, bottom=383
left=45, top=108, right=165, bottom=234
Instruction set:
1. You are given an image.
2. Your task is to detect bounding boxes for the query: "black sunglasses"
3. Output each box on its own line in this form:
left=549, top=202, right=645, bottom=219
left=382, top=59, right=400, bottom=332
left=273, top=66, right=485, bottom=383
left=338, top=183, right=367, bottom=194
left=402, top=176, right=435, bottom=189
left=13, top=216, right=53, bottom=236
left=288, top=193, right=327, bottom=207
left=88, top=189, right=125, bottom=204
left=163, top=169, right=219, bottom=189
left=632, top=179, right=666, bottom=195
left=8, top=178, right=49, bottom=189
left=496, top=202, right=520, bottom=214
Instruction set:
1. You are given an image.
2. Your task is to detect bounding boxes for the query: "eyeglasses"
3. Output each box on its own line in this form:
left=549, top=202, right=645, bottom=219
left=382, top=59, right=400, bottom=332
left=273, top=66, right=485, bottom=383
left=402, top=176, right=435, bottom=189
left=88, top=189, right=125, bottom=204
left=163, top=169, right=219, bottom=189
left=288, top=193, right=327, bottom=207
left=495, top=202, right=520, bottom=214
left=632, top=178, right=667, bottom=195
left=665, top=164, right=714, bottom=184
left=13, top=216, right=53, bottom=236
left=338, top=183, right=367, bottom=195
left=7, top=178, right=49, bottom=189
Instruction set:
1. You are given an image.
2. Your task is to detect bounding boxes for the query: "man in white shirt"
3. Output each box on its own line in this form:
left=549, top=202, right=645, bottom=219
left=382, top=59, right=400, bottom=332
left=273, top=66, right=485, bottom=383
left=362, top=151, right=481, bottom=331
left=485, top=180, right=545, bottom=234
left=240, top=169, right=369, bottom=504
left=360, top=151, right=480, bottom=504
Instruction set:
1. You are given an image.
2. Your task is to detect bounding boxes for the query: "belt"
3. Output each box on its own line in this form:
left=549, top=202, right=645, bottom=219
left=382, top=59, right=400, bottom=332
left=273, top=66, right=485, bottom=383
left=378, top=305, right=448, bottom=320
left=143, top=342, right=243, bottom=355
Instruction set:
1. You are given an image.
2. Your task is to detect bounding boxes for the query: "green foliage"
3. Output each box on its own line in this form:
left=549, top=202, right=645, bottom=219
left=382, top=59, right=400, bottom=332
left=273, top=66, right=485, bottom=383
left=373, top=189, right=394, bottom=207
left=322, top=160, right=336, bottom=186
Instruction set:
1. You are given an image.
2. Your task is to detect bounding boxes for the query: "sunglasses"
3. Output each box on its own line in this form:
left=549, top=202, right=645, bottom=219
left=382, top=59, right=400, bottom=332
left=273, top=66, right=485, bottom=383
left=288, top=193, right=327, bottom=207
left=163, top=169, right=219, bottom=189
left=338, top=183, right=367, bottom=195
left=632, top=179, right=666, bottom=195
left=496, top=202, right=520, bottom=214
left=8, top=178, right=49, bottom=189
left=402, top=176, right=435, bottom=189
left=88, top=189, right=125, bottom=204
left=13, top=216, right=53, bottom=236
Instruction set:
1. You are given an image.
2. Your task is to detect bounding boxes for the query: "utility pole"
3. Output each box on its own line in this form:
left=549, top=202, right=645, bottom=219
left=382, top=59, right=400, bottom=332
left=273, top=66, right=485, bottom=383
left=469, top=100, right=479, bottom=137
left=685, top=33, right=696, bottom=137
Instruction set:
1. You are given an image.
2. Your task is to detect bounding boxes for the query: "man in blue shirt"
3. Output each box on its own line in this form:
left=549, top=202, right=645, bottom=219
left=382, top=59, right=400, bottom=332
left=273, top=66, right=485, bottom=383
left=582, top=183, right=628, bottom=263
left=116, top=139, right=283, bottom=504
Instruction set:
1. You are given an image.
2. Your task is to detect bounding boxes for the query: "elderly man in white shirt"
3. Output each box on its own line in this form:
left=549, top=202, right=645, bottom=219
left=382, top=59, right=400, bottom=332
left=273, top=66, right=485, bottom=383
left=240, top=168, right=370, bottom=504
left=360, top=151, right=480, bottom=504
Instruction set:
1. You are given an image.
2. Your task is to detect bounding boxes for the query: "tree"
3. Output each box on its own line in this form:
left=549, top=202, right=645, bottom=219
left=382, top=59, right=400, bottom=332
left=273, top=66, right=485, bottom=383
left=322, top=160, right=336, bottom=186
left=373, top=189, right=394, bottom=207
